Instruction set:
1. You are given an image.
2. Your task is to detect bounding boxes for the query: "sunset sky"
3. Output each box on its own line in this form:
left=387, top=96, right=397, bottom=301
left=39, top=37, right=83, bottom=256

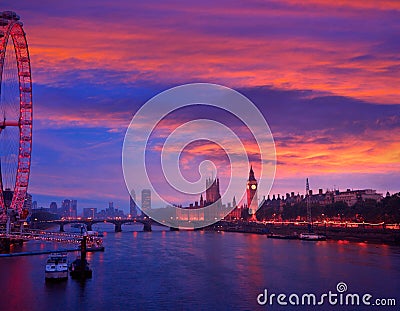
left=2, top=0, right=399, bottom=212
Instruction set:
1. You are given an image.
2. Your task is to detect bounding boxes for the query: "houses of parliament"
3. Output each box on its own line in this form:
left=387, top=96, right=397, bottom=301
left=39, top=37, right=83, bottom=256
left=175, top=166, right=258, bottom=221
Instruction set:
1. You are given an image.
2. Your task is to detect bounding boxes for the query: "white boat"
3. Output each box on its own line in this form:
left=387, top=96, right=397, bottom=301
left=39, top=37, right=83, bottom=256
left=299, top=233, right=326, bottom=241
left=45, top=253, right=68, bottom=281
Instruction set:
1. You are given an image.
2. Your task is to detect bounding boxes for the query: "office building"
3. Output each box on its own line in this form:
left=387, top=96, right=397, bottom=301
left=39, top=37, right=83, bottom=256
left=141, top=189, right=151, bottom=210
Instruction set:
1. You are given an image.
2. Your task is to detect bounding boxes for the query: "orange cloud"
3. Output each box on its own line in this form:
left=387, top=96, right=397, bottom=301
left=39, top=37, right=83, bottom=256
left=283, top=0, right=400, bottom=11
left=274, top=128, right=400, bottom=179
left=24, top=4, right=400, bottom=104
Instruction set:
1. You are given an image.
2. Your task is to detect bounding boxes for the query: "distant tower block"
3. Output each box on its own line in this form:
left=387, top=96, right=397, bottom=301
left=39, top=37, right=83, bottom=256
left=130, top=189, right=138, bottom=217
left=246, top=166, right=258, bottom=218
left=141, top=189, right=151, bottom=210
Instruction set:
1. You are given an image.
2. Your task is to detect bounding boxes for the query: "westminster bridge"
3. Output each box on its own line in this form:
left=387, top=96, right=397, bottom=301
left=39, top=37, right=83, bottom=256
left=32, top=217, right=158, bottom=232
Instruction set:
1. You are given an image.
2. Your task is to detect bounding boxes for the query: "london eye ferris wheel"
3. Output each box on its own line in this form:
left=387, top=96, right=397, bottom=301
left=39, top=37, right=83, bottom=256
left=0, top=11, right=32, bottom=220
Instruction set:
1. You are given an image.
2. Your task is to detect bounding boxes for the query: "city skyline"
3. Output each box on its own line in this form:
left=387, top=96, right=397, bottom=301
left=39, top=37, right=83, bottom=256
left=2, top=1, right=399, bottom=211
left=27, top=176, right=392, bottom=216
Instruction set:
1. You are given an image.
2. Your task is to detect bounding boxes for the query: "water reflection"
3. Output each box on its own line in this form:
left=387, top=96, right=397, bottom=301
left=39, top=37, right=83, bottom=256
left=0, top=230, right=398, bottom=310
left=44, top=279, right=68, bottom=291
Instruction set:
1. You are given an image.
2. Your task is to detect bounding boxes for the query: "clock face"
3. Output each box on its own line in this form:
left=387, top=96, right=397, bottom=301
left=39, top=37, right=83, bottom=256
left=251, top=184, right=257, bottom=190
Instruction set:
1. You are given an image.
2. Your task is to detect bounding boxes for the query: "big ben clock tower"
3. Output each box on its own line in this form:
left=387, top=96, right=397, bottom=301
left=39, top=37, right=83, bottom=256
left=246, top=165, right=258, bottom=219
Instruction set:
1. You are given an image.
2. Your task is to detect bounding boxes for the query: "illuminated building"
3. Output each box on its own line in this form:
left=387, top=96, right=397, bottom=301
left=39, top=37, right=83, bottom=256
left=60, top=199, right=77, bottom=218
left=141, top=189, right=151, bottom=210
left=61, top=199, right=71, bottom=217
left=129, top=189, right=139, bottom=217
left=205, top=177, right=224, bottom=221
left=246, top=166, right=258, bottom=219
left=70, top=200, right=78, bottom=218
left=206, top=177, right=221, bottom=204
left=225, top=196, right=241, bottom=220
left=49, top=202, right=57, bottom=214
left=333, top=189, right=382, bottom=206
left=176, top=177, right=223, bottom=221
left=83, top=208, right=97, bottom=219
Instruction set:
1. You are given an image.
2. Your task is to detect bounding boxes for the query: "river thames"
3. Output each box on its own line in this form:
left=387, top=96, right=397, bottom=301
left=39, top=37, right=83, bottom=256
left=0, top=224, right=399, bottom=310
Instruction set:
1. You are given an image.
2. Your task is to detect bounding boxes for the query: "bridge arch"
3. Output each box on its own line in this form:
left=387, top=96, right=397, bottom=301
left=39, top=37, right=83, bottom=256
left=39, top=218, right=156, bottom=233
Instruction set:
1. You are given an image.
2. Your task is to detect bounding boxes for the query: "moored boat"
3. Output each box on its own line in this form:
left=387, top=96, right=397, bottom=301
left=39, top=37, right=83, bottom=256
left=299, top=233, right=326, bottom=241
left=45, top=252, right=68, bottom=281
left=268, top=234, right=298, bottom=240
left=69, top=257, right=92, bottom=279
